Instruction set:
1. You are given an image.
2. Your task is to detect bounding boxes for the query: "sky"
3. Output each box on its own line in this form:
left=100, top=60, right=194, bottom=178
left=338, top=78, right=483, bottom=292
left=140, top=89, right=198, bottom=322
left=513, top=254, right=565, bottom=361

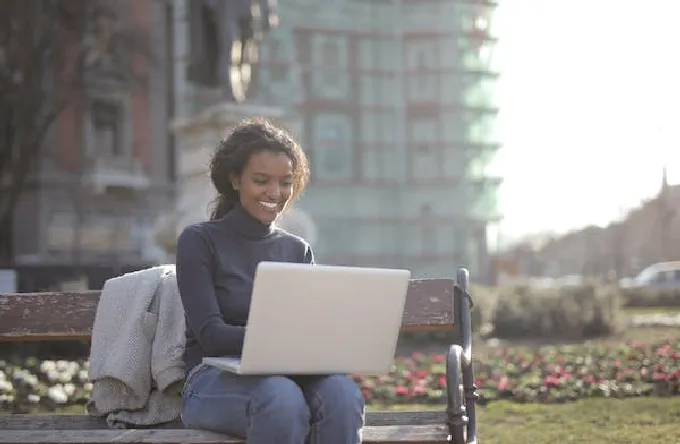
left=489, top=0, right=680, bottom=243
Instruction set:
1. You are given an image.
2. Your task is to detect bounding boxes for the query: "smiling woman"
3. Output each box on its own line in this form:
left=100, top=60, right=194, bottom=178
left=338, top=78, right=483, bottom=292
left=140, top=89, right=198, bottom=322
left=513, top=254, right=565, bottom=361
left=208, top=118, right=310, bottom=222
left=174, top=118, right=365, bottom=444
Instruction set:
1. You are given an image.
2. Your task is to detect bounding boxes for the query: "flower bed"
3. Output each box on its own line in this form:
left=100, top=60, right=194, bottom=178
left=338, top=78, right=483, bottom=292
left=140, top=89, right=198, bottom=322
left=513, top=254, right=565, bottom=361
left=2, top=339, right=680, bottom=412
left=358, top=339, right=680, bottom=405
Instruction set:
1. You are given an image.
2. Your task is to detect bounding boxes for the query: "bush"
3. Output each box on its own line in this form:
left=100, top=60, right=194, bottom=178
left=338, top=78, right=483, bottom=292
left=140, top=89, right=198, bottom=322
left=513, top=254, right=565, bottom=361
left=491, top=285, right=622, bottom=340
left=620, top=288, right=680, bottom=308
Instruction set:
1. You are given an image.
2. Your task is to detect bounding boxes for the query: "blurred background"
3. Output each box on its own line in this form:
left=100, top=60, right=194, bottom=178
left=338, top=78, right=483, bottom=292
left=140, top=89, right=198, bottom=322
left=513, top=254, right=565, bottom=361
left=1, top=0, right=679, bottom=294
left=5, top=2, right=680, bottom=433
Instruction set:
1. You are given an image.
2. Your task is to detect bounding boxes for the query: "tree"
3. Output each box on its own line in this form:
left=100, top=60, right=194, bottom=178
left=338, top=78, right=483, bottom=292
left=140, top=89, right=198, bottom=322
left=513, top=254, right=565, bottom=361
left=0, top=0, right=150, bottom=265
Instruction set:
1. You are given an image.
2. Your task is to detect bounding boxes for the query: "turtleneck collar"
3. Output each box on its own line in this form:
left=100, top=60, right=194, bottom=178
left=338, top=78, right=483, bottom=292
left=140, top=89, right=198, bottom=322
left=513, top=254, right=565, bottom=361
left=222, top=201, right=276, bottom=239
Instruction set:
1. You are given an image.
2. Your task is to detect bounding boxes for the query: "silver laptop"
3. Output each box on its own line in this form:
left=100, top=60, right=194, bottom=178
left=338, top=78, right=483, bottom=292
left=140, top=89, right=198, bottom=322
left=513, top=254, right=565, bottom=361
left=202, top=261, right=410, bottom=375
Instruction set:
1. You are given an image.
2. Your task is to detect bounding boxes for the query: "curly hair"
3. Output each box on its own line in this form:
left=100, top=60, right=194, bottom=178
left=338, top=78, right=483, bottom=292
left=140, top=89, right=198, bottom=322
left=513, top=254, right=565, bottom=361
left=208, top=118, right=310, bottom=220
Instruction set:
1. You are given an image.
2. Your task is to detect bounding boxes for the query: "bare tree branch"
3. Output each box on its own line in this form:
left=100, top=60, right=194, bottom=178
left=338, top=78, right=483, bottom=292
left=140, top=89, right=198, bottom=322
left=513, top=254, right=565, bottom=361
left=0, top=0, right=152, bottom=263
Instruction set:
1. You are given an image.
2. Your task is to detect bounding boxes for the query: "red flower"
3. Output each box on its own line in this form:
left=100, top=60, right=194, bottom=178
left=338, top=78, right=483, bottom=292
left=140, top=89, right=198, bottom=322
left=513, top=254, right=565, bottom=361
left=415, top=370, right=428, bottom=380
left=498, top=376, right=509, bottom=391
left=543, top=376, right=561, bottom=388
left=657, top=345, right=672, bottom=357
left=395, top=386, right=409, bottom=396
left=652, top=372, right=667, bottom=381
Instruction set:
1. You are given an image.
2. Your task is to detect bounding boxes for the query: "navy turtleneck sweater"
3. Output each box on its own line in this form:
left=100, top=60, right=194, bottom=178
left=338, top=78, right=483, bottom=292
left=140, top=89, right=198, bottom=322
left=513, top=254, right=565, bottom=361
left=175, top=202, right=314, bottom=374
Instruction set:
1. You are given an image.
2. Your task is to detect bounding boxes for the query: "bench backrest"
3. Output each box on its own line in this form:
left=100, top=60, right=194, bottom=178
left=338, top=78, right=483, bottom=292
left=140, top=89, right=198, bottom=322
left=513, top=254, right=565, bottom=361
left=0, top=278, right=455, bottom=342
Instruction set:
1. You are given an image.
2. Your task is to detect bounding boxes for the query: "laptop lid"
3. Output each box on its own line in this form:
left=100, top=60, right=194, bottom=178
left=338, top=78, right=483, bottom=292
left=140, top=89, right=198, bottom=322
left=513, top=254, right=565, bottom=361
left=238, top=261, right=411, bottom=375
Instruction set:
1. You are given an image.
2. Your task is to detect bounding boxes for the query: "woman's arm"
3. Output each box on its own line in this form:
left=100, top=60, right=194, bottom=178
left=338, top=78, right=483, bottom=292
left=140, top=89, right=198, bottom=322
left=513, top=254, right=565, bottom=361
left=176, top=226, right=245, bottom=356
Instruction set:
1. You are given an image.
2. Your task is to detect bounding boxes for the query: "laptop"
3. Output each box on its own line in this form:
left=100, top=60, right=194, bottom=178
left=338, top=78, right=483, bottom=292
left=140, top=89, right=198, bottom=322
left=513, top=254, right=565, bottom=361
left=202, top=261, right=410, bottom=375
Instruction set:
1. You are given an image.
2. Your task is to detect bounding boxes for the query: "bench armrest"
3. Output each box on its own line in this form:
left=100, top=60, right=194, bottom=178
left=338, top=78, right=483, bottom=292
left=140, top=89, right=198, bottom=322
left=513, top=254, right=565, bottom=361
left=445, top=268, right=478, bottom=444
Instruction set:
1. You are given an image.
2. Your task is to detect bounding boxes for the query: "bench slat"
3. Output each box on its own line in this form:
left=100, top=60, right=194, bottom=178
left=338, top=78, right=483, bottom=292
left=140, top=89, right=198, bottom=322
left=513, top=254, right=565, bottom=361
left=0, top=278, right=454, bottom=342
left=0, top=411, right=446, bottom=430
left=0, top=425, right=449, bottom=443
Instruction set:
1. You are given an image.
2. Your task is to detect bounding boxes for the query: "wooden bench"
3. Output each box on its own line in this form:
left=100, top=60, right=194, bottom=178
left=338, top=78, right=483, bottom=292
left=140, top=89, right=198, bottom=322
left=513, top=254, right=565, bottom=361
left=0, top=268, right=478, bottom=444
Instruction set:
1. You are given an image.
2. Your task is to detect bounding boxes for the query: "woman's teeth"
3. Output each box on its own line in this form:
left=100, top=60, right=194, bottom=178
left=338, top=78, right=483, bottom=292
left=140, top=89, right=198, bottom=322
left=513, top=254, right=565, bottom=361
left=259, top=201, right=277, bottom=209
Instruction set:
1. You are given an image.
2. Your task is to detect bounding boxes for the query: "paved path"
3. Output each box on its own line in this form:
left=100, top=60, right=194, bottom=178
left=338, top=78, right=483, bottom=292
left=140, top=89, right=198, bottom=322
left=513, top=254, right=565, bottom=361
left=630, top=313, right=680, bottom=328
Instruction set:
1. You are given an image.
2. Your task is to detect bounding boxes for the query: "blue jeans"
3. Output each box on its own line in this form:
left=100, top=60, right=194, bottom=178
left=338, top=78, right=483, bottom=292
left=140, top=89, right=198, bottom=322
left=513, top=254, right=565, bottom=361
left=181, top=364, right=365, bottom=444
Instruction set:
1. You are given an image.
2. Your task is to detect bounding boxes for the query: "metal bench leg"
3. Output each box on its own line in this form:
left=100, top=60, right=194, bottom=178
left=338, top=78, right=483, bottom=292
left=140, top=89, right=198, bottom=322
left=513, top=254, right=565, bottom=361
left=446, top=268, right=478, bottom=444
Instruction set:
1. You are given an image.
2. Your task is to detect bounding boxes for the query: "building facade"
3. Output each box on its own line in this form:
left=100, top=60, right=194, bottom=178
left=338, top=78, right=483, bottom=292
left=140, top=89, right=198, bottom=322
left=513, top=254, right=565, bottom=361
left=11, top=1, right=175, bottom=281
left=255, top=0, right=502, bottom=279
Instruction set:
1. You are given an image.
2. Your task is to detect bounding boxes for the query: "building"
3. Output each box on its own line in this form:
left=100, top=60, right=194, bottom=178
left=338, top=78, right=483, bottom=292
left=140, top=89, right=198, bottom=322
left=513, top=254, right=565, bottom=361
left=255, top=0, right=502, bottom=278
left=8, top=1, right=176, bottom=289
left=498, top=177, right=680, bottom=281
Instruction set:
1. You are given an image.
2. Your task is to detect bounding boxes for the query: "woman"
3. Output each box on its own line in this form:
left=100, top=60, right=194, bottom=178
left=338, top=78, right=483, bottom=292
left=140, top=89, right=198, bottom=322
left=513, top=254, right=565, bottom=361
left=175, top=118, right=365, bottom=443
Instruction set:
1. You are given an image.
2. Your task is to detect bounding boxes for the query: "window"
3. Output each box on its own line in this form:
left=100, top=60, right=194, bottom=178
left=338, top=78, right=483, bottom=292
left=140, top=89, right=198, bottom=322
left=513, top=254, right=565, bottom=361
left=265, top=39, right=288, bottom=82
left=312, top=35, right=347, bottom=97
left=409, top=119, right=438, bottom=180
left=406, top=41, right=435, bottom=70
left=415, top=52, right=430, bottom=97
left=91, top=100, right=122, bottom=157
left=420, top=204, right=437, bottom=254
left=673, top=269, right=680, bottom=283
left=313, top=116, right=353, bottom=180
left=46, top=213, right=76, bottom=251
left=362, top=149, right=389, bottom=182
left=319, top=38, right=340, bottom=83
left=187, top=2, right=219, bottom=86
left=408, top=119, right=436, bottom=145
left=405, top=41, right=436, bottom=100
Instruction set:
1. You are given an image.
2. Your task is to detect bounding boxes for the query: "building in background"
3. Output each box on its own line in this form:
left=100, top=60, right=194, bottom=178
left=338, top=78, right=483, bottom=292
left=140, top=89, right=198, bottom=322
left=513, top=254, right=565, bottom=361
left=8, top=0, right=281, bottom=290
left=255, top=0, right=502, bottom=279
left=9, top=1, right=176, bottom=290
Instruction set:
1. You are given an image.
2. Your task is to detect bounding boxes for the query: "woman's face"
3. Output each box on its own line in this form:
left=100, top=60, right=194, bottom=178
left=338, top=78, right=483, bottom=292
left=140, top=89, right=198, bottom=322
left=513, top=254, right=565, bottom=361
left=232, top=150, right=295, bottom=224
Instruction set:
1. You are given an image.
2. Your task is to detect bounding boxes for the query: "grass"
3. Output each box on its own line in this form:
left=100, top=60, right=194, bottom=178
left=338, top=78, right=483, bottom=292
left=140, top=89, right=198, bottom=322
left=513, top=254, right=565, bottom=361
left=18, top=397, right=680, bottom=443
left=370, top=397, right=680, bottom=443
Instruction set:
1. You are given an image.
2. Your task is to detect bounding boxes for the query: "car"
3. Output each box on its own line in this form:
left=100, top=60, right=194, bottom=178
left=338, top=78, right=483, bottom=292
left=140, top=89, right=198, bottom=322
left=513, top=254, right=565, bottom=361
left=630, top=261, right=680, bottom=290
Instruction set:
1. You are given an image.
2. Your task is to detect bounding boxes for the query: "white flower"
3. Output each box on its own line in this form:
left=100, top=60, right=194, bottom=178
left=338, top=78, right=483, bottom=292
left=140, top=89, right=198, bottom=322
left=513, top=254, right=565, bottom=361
left=78, top=370, right=89, bottom=382
left=63, top=383, right=76, bottom=397
left=40, top=361, right=57, bottom=373
left=0, top=379, right=13, bottom=392
left=56, top=361, right=69, bottom=372
left=58, top=372, right=72, bottom=383
left=47, top=386, right=68, bottom=404
left=46, top=370, right=60, bottom=382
